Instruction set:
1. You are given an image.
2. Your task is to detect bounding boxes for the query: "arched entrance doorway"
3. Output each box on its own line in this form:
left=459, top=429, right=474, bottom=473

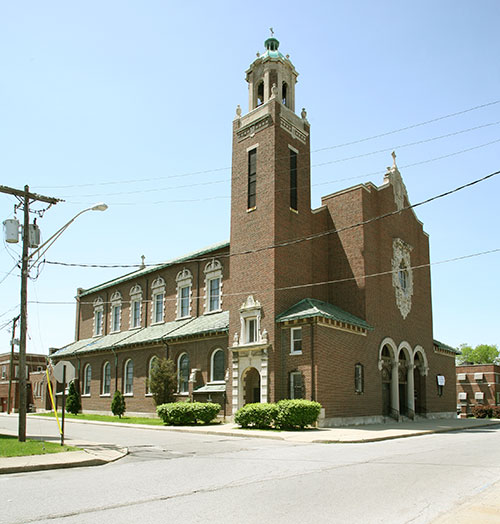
left=242, top=367, right=261, bottom=405
left=380, top=345, right=393, bottom=417
left=398, top=352, right=408, bottom=416
left=413, top=351, right=427, bottom=415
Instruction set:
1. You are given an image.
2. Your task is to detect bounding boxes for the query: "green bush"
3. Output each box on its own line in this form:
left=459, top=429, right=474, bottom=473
left=492, top=406, right=500, bottom=418
left=157, top=402, right=220, bottom=425
left=234, top=403, right=278, bottom=429
left=65, top=381, right=81, bottom=415
left=111, top=390, right=126, bottom=418
left=275, top=399, right=322, bottom=429
left=472, top=405, right=493, bottom=419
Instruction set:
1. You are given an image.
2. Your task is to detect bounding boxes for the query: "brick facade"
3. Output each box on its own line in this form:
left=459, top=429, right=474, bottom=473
left=51, top=37, right=457, bottom=425
left=456, top=364, right=500, bottom=417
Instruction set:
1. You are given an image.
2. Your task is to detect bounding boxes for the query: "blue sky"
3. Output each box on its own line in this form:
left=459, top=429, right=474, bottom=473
left=1, top=1, right=499, bottom=354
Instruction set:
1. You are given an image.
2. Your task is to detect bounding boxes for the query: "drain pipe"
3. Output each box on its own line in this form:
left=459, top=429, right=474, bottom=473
left=111, top=347, right=118, bottom=392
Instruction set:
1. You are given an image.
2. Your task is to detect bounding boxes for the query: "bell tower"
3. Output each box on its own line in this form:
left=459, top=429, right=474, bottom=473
left=228, top=36, right=314, bottom=412
left=246, top=34, right=298, bottom=111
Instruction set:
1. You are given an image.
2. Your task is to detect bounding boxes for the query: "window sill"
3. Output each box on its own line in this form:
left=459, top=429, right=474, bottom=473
left=123, top=393, right=134, bottom=397
left=290, top=351, right=303, bottom=356
left=129, top=326, right=141, bottom=331
left=145, top=393, right=153, bottom=397
left=100, top=394, right=111, bottom=398
left=289, top=207, right=299, bottom=214
left=151, top=321, right=164, bottom=326
left=204, top=309, right=223, bottom=315
left=176, top=392, right=189, bottom=397
left=81, top=394, right=91, bottom=398
left=176, top=315, right=191, bottom=321
left=246, top=206, right=256, bottom=213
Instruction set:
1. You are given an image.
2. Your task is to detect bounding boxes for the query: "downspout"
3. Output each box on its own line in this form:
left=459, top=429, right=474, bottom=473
left=111, top=347, right=118, bottom=393
left=104, top=291, right=109, bottom=335
left=196, top=261, right=200, bottom=317
left=310, top=319, right=315, bottom=401
left=144, top=279, right=149, bottom=328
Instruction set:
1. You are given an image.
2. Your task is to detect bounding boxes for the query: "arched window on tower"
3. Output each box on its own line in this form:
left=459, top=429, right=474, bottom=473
left=257, top=81, right=264, bottom=106
left=282, top=82, right=288, bottom=106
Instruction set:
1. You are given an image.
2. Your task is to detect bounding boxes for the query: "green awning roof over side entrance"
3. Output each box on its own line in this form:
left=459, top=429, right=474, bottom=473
left=276, top=298, right=373, bottom=331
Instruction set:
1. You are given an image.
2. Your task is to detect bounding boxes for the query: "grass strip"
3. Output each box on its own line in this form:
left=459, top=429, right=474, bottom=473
left=33, top=412, right=164, bottom=426
left=0, top=434, right=77, bottom=458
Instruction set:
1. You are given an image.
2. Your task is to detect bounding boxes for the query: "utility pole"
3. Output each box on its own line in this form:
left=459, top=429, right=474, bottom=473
left=0, top=184, right=61, bottom=442
left=7, top=315, right=20, bottom=414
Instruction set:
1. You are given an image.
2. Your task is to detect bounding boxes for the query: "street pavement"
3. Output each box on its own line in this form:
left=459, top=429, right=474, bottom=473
left=1, top=414, right=500, bottom=523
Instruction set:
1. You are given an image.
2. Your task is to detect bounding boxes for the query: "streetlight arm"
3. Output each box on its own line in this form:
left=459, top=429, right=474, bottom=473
left=27, top=203, right=108, bottom=265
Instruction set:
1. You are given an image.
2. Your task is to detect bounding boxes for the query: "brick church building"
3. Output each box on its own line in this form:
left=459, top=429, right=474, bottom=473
left=51, top=36, right=457, bottom=426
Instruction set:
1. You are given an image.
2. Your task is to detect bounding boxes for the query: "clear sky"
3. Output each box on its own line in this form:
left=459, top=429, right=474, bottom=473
left=1, top=1, right=499, bottom=355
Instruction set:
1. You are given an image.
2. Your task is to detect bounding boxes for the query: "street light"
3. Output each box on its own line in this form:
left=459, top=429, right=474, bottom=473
left=28, top=203, right=108, bottom=268
left=18, top=202, right=108, bottom=442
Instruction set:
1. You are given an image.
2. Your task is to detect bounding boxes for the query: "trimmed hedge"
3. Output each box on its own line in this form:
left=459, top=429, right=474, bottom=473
left=234, top=403, right=278, bottom=429
left=275, top=399, right=322, bottom=429
left=472, top=405, right=500, bottom=419
left=157, top=402, right=220, bottom=425
left=234, top=399, right=322, bottom=430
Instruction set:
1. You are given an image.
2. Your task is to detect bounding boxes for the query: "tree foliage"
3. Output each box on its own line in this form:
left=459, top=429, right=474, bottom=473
left=65, top=380, right=81, bottom=415
left=458, top=344, right=499, bottom=365
left=149, top=357, right=177, bottom=406
left=111, top=390, right=126, bottom=418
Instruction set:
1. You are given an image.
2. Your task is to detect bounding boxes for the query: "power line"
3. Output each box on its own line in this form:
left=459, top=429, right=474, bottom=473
left=63, top=137, right=500, bottom=207
left=44, top=168, right=500, bottom=269
left=56, top=121, right=500, bottom=199
left=34, top=99, right=500, bottom=191
left=27, top=247, right=500, bottom=306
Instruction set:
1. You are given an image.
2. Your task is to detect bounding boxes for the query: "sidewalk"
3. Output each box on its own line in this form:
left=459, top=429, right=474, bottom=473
left=1, top=415, right=498, bottom=474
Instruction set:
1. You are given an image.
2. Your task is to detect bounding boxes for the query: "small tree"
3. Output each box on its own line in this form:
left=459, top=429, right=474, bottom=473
left=65, top=380, right=81, bottom=415
left=149, top=357, right=177, bottom=406
left=111, top=390, right=126, bottom=418
left=458, top=344, right=499, bottom=365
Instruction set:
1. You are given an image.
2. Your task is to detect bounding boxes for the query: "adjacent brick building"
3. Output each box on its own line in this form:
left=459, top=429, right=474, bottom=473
left=0, top=352, right=48, bottom=412
left=51, top=36, right=458, bottom=426
left=456, top=364, right=500, bottom=417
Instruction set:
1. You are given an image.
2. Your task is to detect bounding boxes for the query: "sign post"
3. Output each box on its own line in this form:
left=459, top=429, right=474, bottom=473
left=53, top=361, right=76, bottom=446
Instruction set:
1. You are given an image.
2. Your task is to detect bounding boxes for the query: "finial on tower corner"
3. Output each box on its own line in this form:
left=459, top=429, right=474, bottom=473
left=392, top=151, right=397, bottom=168
left=236, top=104, right=242, bottom=118
left=270, top=27, right=274, bottom=37
left=140, top=255, right=145, bottom=269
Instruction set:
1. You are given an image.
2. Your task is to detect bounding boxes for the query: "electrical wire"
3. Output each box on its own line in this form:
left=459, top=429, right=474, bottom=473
left=44, top=168, right=500, bottom=269
left=27, top=247, right=500, bottom=306
left=56, top=121, right=500, bottom=199
left=63, top=136, right=500, bottom=206
left=0, top=262, right=20, bottom=286
left=34, top=99, right=500, bottom=191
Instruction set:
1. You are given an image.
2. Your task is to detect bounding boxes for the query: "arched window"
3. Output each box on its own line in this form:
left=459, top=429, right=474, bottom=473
left=257, top=81, right=264, bottom=106
left=102, top=361, right=111, bottom=395
left=83, top=364, right=92, bottom=396
left=399, top=261, right=409, bottom=292
left=178, top=353, right=190, bottom=394
left=147, top=356, right=158, bottom=395
left=124, top=359, right=134, bottom=395
left=282, top=81, right=288, bottom=106
left=211, top=349, right=225, bottom=382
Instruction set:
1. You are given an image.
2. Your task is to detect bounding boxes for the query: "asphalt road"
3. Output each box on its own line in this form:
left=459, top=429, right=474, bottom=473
left=2, top=416, right=500, bottom=524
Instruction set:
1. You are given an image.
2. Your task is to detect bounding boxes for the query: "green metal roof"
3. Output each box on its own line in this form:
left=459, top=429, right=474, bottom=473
left=79, top=241, right=229, bottom=297
left=51, top=311, right=229, bottom=358
left=433, top=339, right=460, bottom=354
left=276, top=298, right=372, bottom=331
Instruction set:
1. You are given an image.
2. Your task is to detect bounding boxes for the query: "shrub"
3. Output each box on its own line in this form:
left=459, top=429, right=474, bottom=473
left=157, top=402, right=221, bottom=425
left=234, top=403, right=278, bottom=429
left=492, top=406, right=500, bottom=418
left=65, top=381, right=81, bottom=415
left=471, top=405, right=492, bottom=419
left=111, top=390, right=126, bottom=418
left=148, top=358, right=176, bottom=406
left=275, top=399, right=322, bottom=429
left=192, top=402, right=221, bottom=424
